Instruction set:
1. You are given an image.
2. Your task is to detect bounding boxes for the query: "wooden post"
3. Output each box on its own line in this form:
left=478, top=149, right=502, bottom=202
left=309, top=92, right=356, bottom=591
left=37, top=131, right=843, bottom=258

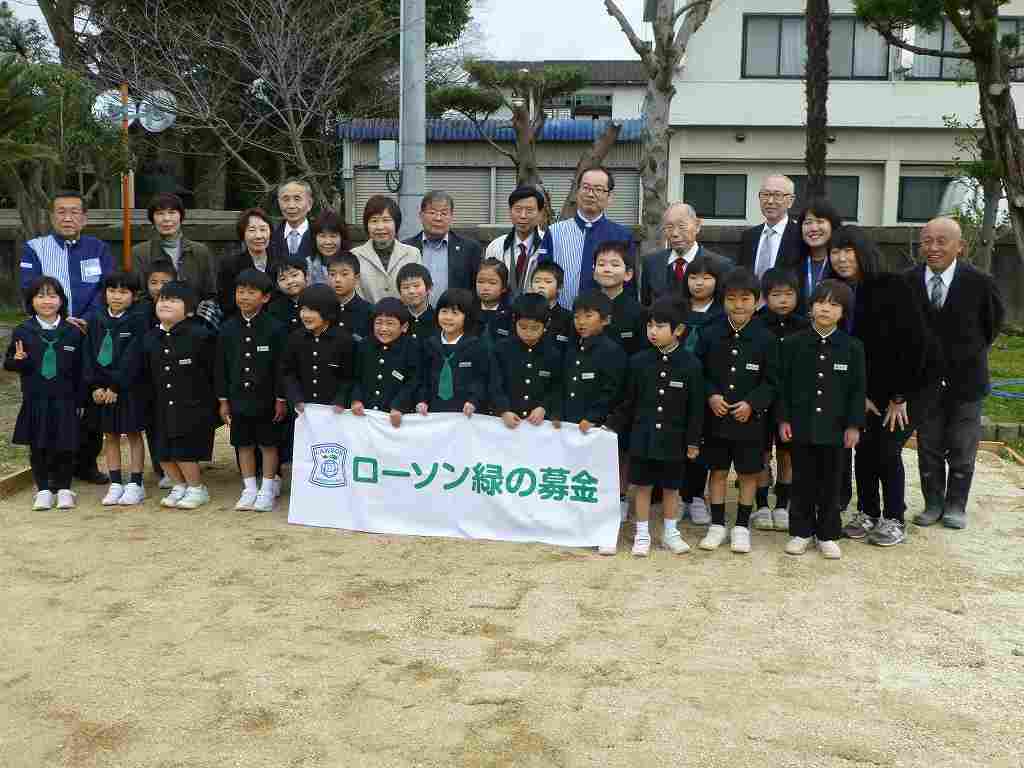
left=121, top=83, right=132, bottom=270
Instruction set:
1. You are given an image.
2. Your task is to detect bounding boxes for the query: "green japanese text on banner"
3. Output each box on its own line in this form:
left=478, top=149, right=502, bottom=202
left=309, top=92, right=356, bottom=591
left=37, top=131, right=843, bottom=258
left=289, top=405, right=621, bottom=549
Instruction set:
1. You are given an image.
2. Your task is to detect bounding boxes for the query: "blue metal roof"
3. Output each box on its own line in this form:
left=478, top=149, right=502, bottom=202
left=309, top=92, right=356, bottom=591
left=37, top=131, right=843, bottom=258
left=337, top=118, right=643, bottom=143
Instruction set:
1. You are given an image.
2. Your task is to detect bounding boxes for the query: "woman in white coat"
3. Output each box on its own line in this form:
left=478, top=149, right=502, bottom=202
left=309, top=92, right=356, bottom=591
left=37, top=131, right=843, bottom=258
left=351, top=196, right=422, bottom=303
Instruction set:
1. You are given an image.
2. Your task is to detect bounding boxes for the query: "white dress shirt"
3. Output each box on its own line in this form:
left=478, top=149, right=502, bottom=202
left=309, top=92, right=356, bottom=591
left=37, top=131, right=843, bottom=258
left=756, top=215, right=789, bottom=270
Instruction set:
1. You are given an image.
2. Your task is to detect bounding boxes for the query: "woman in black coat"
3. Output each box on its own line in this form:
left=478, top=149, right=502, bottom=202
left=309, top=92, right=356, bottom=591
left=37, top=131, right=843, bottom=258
left=828, top=225, right=929, bottom=547
left=218, top=207, right=277, bottom=317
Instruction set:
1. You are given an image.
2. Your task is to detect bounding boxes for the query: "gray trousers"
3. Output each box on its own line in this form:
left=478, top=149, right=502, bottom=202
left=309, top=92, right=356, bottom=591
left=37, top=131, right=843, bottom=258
left=915, top=385, right=982, bottom=508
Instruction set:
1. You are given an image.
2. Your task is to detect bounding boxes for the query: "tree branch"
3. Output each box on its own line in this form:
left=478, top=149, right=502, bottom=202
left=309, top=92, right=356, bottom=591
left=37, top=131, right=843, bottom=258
left=604, top=0, right=654, bottom=67
left=673, top=0, right=713, bottom=53
left=672, top=0, right=711, bottom=25
left=452, top=111, right=517, bottom=163
left=870, top=23, right=971, bottom=60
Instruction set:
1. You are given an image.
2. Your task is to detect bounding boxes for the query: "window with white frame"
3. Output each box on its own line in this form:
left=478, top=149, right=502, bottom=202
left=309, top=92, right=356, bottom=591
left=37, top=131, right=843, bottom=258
left=742, top=15, right=889, bottom=79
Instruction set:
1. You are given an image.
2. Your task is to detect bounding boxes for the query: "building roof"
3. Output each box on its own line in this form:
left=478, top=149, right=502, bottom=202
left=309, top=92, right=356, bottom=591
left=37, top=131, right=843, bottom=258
left=338, top=118, right=643, bottom=143
left=487, top=60, right=647, bottom=85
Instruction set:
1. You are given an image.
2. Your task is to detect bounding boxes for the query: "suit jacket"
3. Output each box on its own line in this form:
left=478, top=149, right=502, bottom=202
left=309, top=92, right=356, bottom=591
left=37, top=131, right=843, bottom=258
left=484, top=228, right=549, bottom=294
left=738, top=218, right=803, bottom=275
left=905, top=261, right=1005, bottom=402
left=404, top=231, right=483, bottom=294
left=351, top=240, right=422, bottom=304
left=268, top=221, right=313, bottom=265
left=640, top=245, right=734, bottom=306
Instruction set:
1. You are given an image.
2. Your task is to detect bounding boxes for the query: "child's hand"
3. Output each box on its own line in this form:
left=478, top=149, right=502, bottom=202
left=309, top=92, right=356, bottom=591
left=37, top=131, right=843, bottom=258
left=106, top=389, right=118, bottom=404
left=578, top=419, right=593, bottom=434
left=730, top=401, right=752, bottom=422
left=92, top=389, right=106, bottom=405
left=779, top=422, right=793, bottom=442
left=332, top=404, right=346, bottom=414
left=218, top=400, right=232, bottom=425
left=526, top=407, right=546, bottom=426
left=273, top=399, right=287, bottom=422
left=294, top=402, right=305, bottom=414
left=416, top=402, right=429, bottom=416
left=865, top=398, right=881, bottom=416
left=13, top=340, right=26, bottom=360
left=708, top=394, right=729, bottom=417
left=844, top=426, right=860, bottom=450
left=351, top=401, right=365, bottom=416
left=501, top=411, right=520, bottom=429
left=389, top=409, right=402, bottom=428
left=687, top=445, right=700, bottom=460
left=463, top=402, right=476, bottom=418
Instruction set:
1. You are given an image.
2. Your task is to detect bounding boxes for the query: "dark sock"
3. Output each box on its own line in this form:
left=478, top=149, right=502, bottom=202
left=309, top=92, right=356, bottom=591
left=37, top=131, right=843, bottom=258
left=711, top=503, right=726, bottom=525
left=756, top=486, right=769, bottom=508
left=130, top=472, right=143, bottom=486
left=109, top=469, right=123, bottom=484
left=775, top=482, right=790, bottom=509
left=736, top=503, right=752, bottom=528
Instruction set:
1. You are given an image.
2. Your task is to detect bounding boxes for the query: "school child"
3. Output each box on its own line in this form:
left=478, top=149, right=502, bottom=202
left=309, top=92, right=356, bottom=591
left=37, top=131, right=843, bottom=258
left=83, top=271, right=150, bottom=506
left=268, top=255, right=309, bottom=333
left=416, top=288, right=491, bottom=417
left=215, top=269, right=289, bottom=512
left=491, top=292, right=563, bottom=427
left=695, top=267, right=778, bottom=554
left=562, top=290, right=628, bottom=555
left=141, top=281, right=217, bottom=509
left=4, top=278, right=85, bottom=510
left=135, top=258, right=177, bottom=488
left=475, top=257, right=514, bottom=342
left=778, top=279, right=865, bottom=559
left=679, top=253, right=725, bottom=525
left=280, top=284, right=357, bottom=412
left=750, top=267, right=810, bottom=533
left=351, top=297, right=422, bottom=428
left=397, top=263, right=435, bottom=341
left=327, top=251, right=372, bottom=342
left=613, top=296, right=704, bottom=556
left=530, top=262, right=574, bottom=354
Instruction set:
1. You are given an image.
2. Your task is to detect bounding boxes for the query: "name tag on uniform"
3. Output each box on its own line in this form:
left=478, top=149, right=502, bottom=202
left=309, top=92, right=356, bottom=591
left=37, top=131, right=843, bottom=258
left=620, top=331, right=634, bottom=339
left=581, top=372, right=595, bottom=380
left=497, top=328, right=510, bottom=336
left=353, top=333, right=364, bottom=342
left=745, top=363, right=760, bottom=371
left=459, top=361, right=472, bottom=368
left=539, top=370, right=552, bottom=378
left=328, top=362, right=339, bottom=368
left=80, top=258, right=102, bottom=282
left=670, top=380, right=685, bottom=388
left=834, top=363, right=848, bottom=371
left=556, top=334, right=569, bottom=342
left=257, top=345, right=270, bottom=352
left=391, top=370, right=404, bottom=381
left=20, top=261, right=32, bottom=268
left=63, top=345, right=76, bottom=351
left=119, top=332, right=132, bottom=337
left=179, top=358, right=192, bottom=365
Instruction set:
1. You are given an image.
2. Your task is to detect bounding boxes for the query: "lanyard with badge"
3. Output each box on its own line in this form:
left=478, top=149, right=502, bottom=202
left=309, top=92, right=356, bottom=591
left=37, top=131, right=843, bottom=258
left=805, top=257, right=828, bottom=293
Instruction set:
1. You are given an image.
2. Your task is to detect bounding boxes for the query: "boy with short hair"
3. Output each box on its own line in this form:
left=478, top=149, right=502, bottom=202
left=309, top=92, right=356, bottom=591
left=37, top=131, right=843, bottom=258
left=351, top=297, right=422, bottom=429
left=327, top=251, right=371, bottom=342
left=396, top=263, right=435, bottom=341
left=779, top=279, right=865, bottom=559
left=215, top=269, right=289, bottom=512
left=268, top=255, right=309, bottom=333
left=593, top=240, right=645, bottom=357
left=531, top=262, right=573, bottom=354
left=750, top=266, right=810, bottom=533
left=696, top=267, right=779, bottom=554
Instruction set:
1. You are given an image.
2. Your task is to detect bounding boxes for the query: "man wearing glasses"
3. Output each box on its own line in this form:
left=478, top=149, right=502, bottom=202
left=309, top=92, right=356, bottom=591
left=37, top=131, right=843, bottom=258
left=640, top=202, right=733, bottom=305
left=739, top=175, right=803, bottom=281
left=545, top=166, right=635, bottom=308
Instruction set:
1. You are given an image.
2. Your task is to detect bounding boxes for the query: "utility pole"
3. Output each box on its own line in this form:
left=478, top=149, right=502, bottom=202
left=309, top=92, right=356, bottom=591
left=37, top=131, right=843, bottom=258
left=398, top=0, right=426, bottom=240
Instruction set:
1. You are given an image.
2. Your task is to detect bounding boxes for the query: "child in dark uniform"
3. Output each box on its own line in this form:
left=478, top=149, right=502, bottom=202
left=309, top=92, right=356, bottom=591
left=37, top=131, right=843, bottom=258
left=476, top=258, right=513, bottom=343
left=327, top=251, right=372, bottom=342
left=268, top=255, right=309, bottom=334
left=779, top=279, right=865, bottom=559
left=491, top=292, right=563, bottom=428
left=142, top=282, right=217, bottom=510
left=84, top=271, right=150, bottom=507
left=351, top=297, right=422, bottom=429
left=135, top=258, right=176, bottom=488
left=531, top=262, right=574, bottom=355
left=397, top=263, right=435, bottom=341
left=416, top=288, right=491, bottom=417
left=751, top=267, right=809, bottom=533
left=280, top=285, right=357, bottom=412
left=695, top=267, right=778, bottom=554
left=216, top=269, right=289, bottom=512
left=5, top=277, right=85, bottom=510
left=614, top=296, right=704, bottom=557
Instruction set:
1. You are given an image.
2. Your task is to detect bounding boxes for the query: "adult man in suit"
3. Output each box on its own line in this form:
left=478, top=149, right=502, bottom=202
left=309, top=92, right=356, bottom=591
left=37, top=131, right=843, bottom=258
left=268, top=179, right=328, bottom=285
left=403, top=190, right=482, bottom=295
left=739, top=174, right=803, bottom=285
left=484, top=186, right=549, bottom=295
left=907, top=217, right=1004, bottom=530
left=640, top=202, right=733, bottom=305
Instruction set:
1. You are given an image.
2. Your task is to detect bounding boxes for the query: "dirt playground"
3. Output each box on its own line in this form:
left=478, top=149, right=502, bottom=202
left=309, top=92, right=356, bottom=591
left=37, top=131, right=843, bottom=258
left=1, top=436, right=1023, bottom=768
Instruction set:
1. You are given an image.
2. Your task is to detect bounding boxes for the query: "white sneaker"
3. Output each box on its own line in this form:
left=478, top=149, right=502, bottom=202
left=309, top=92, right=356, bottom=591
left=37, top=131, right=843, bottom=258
left=176, top=486, right=210, bottom=510
left=632, top=534, right=651, bottom=557
left=730, top=525, right=751, bottom=554
left=118, top=483, right=145, bottom=505
left=253, top=490, right=275, bottom=512
left=699, top=524, right=727, bottom=550
left=158, top=475, right=174, bottom=490
left=750, top=506, right=774, bottom=530
left=161, top=485, right=187, bottom=508
left=101, top=483, right=124, bottom=506
left=818, top=539, right=842, bottom=559
left=785, top=536, right=811, bottom=555
left=32, top=490, right=54, bottom=510
left=662, top=529, right=691, bottom=554
left=620, top=498, right=630, bottom=522
left=689, top=497, right=711, bottom=525
left=56, top=489, right=77, bottom=509
left=772, top=506, right=790, bottom=532
left=235, top=488, right=258, bottom=511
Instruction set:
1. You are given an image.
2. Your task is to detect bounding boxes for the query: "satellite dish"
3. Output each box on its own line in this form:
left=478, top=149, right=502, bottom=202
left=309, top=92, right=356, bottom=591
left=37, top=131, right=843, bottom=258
left=139, top=89, right=177, bottom=133
left=92, top=89, right=137, bottom=126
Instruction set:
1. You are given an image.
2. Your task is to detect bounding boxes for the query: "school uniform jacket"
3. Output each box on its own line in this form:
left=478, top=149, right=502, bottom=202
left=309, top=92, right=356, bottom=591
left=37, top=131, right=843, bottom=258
left=351, top=335, right=422, bottom=413
left=479, top=302, right=514, bottom=346
left=779, top=328, right=866, bottom=446
left=419, top=334, right=491, bottom=412
left=267, top=293, right=303, bottom=334
left=682, top=301, right=725, bottom=355
left=338, top=293, right=372, bottom=343
left=82, top=308, right=148, bottom=397
left=561, top=333, right=628, bottom=426
left=546, top=304, right=575, bottom=355
left=280, top=325, right=356, bottom=407
left=142, top=319, right=217, bottom=439
left=408, top=306, right=435, bottom=342
left=696, top=316, right=779, bottom=442
left=490, top=336, right=563, bottom=420
left=757, top=308, right=810, bottom=424
left=215, top=311, right=289, bottom=417
left=607, top=291, right=646, bottom=357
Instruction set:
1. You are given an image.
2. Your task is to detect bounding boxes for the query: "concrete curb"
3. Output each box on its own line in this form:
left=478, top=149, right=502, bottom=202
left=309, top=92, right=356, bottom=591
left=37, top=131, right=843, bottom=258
left=905, top=436, right=1024, bottom=466
left=0, top=466, right=33, bottom=498
left=980, top=417, right=1024, bottom=444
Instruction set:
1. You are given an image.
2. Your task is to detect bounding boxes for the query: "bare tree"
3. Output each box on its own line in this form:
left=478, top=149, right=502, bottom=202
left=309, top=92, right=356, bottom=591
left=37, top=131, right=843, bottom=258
left=805, top=0, right=830, bottom=199
left=604, top=0, right=714, bottom=254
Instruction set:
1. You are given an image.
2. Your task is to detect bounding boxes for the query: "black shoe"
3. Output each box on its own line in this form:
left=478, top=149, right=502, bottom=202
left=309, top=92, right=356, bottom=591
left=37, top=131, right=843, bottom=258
left=913, top=505, right=943, bottom=526
left=75, top=467, right=109, bottom=485
left=941, top=504, right=967, bottom=529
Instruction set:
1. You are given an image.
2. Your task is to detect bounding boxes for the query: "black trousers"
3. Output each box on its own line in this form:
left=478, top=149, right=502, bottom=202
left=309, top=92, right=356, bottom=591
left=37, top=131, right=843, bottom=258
left=32, top=447, right=74, bottom=492
left=789, top=443, right=843, bottom=541
left=916, top=388, right=982, bottom=507
left=74, top=410, right=102, bottom=476
left=855, top=411, right=912, bottom=522
left=684, top=456, right=708, bottom=502
left=839, top=448, right=854, bottom=512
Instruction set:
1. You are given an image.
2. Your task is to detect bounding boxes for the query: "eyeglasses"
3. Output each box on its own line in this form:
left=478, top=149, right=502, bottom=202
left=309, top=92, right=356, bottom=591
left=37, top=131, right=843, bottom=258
left=579, top=184, right=610, bottom=195
left=662, top=223, right=693, bottom=233
left=758, top=191, right=793, bottom=201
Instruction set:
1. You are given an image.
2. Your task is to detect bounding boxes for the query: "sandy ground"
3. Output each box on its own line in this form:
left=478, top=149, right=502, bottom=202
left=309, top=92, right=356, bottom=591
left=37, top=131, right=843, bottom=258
left=1, top=435, right=1023, bottom=768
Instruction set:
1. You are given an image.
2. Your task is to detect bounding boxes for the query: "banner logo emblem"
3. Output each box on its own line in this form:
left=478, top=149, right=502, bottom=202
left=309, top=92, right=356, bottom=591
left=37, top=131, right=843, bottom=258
left=310, top=443, right=347, bottom=488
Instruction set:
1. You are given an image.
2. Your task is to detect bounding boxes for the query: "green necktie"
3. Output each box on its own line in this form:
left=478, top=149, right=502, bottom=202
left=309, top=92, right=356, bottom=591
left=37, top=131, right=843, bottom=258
left=97, top=328, right=113, bottom=367
left=438, top=352, right=455, bottom=401
left=41, top=336, right=57, bottom=380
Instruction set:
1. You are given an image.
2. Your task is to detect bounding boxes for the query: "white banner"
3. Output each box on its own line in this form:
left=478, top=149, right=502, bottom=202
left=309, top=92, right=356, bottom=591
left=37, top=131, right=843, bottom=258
left=288, top=405, right=620, bottom=549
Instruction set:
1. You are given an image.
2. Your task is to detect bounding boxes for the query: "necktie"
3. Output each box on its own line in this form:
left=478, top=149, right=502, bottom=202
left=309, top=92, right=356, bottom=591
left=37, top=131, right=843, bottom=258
left=41, top=335, right=57, bottom=380
left=97, top=328, right=113, bottom=366
left=515, top=244, right=528, bottom=285
left=673, top=258, right=686, bottom=284
left=755, top=227, right=774, bottom=279
left=929, top=273, right=945, bottom=310
left=288, top=230, right=300, bottom=255
left=438, top=352, right=455, bottom=400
